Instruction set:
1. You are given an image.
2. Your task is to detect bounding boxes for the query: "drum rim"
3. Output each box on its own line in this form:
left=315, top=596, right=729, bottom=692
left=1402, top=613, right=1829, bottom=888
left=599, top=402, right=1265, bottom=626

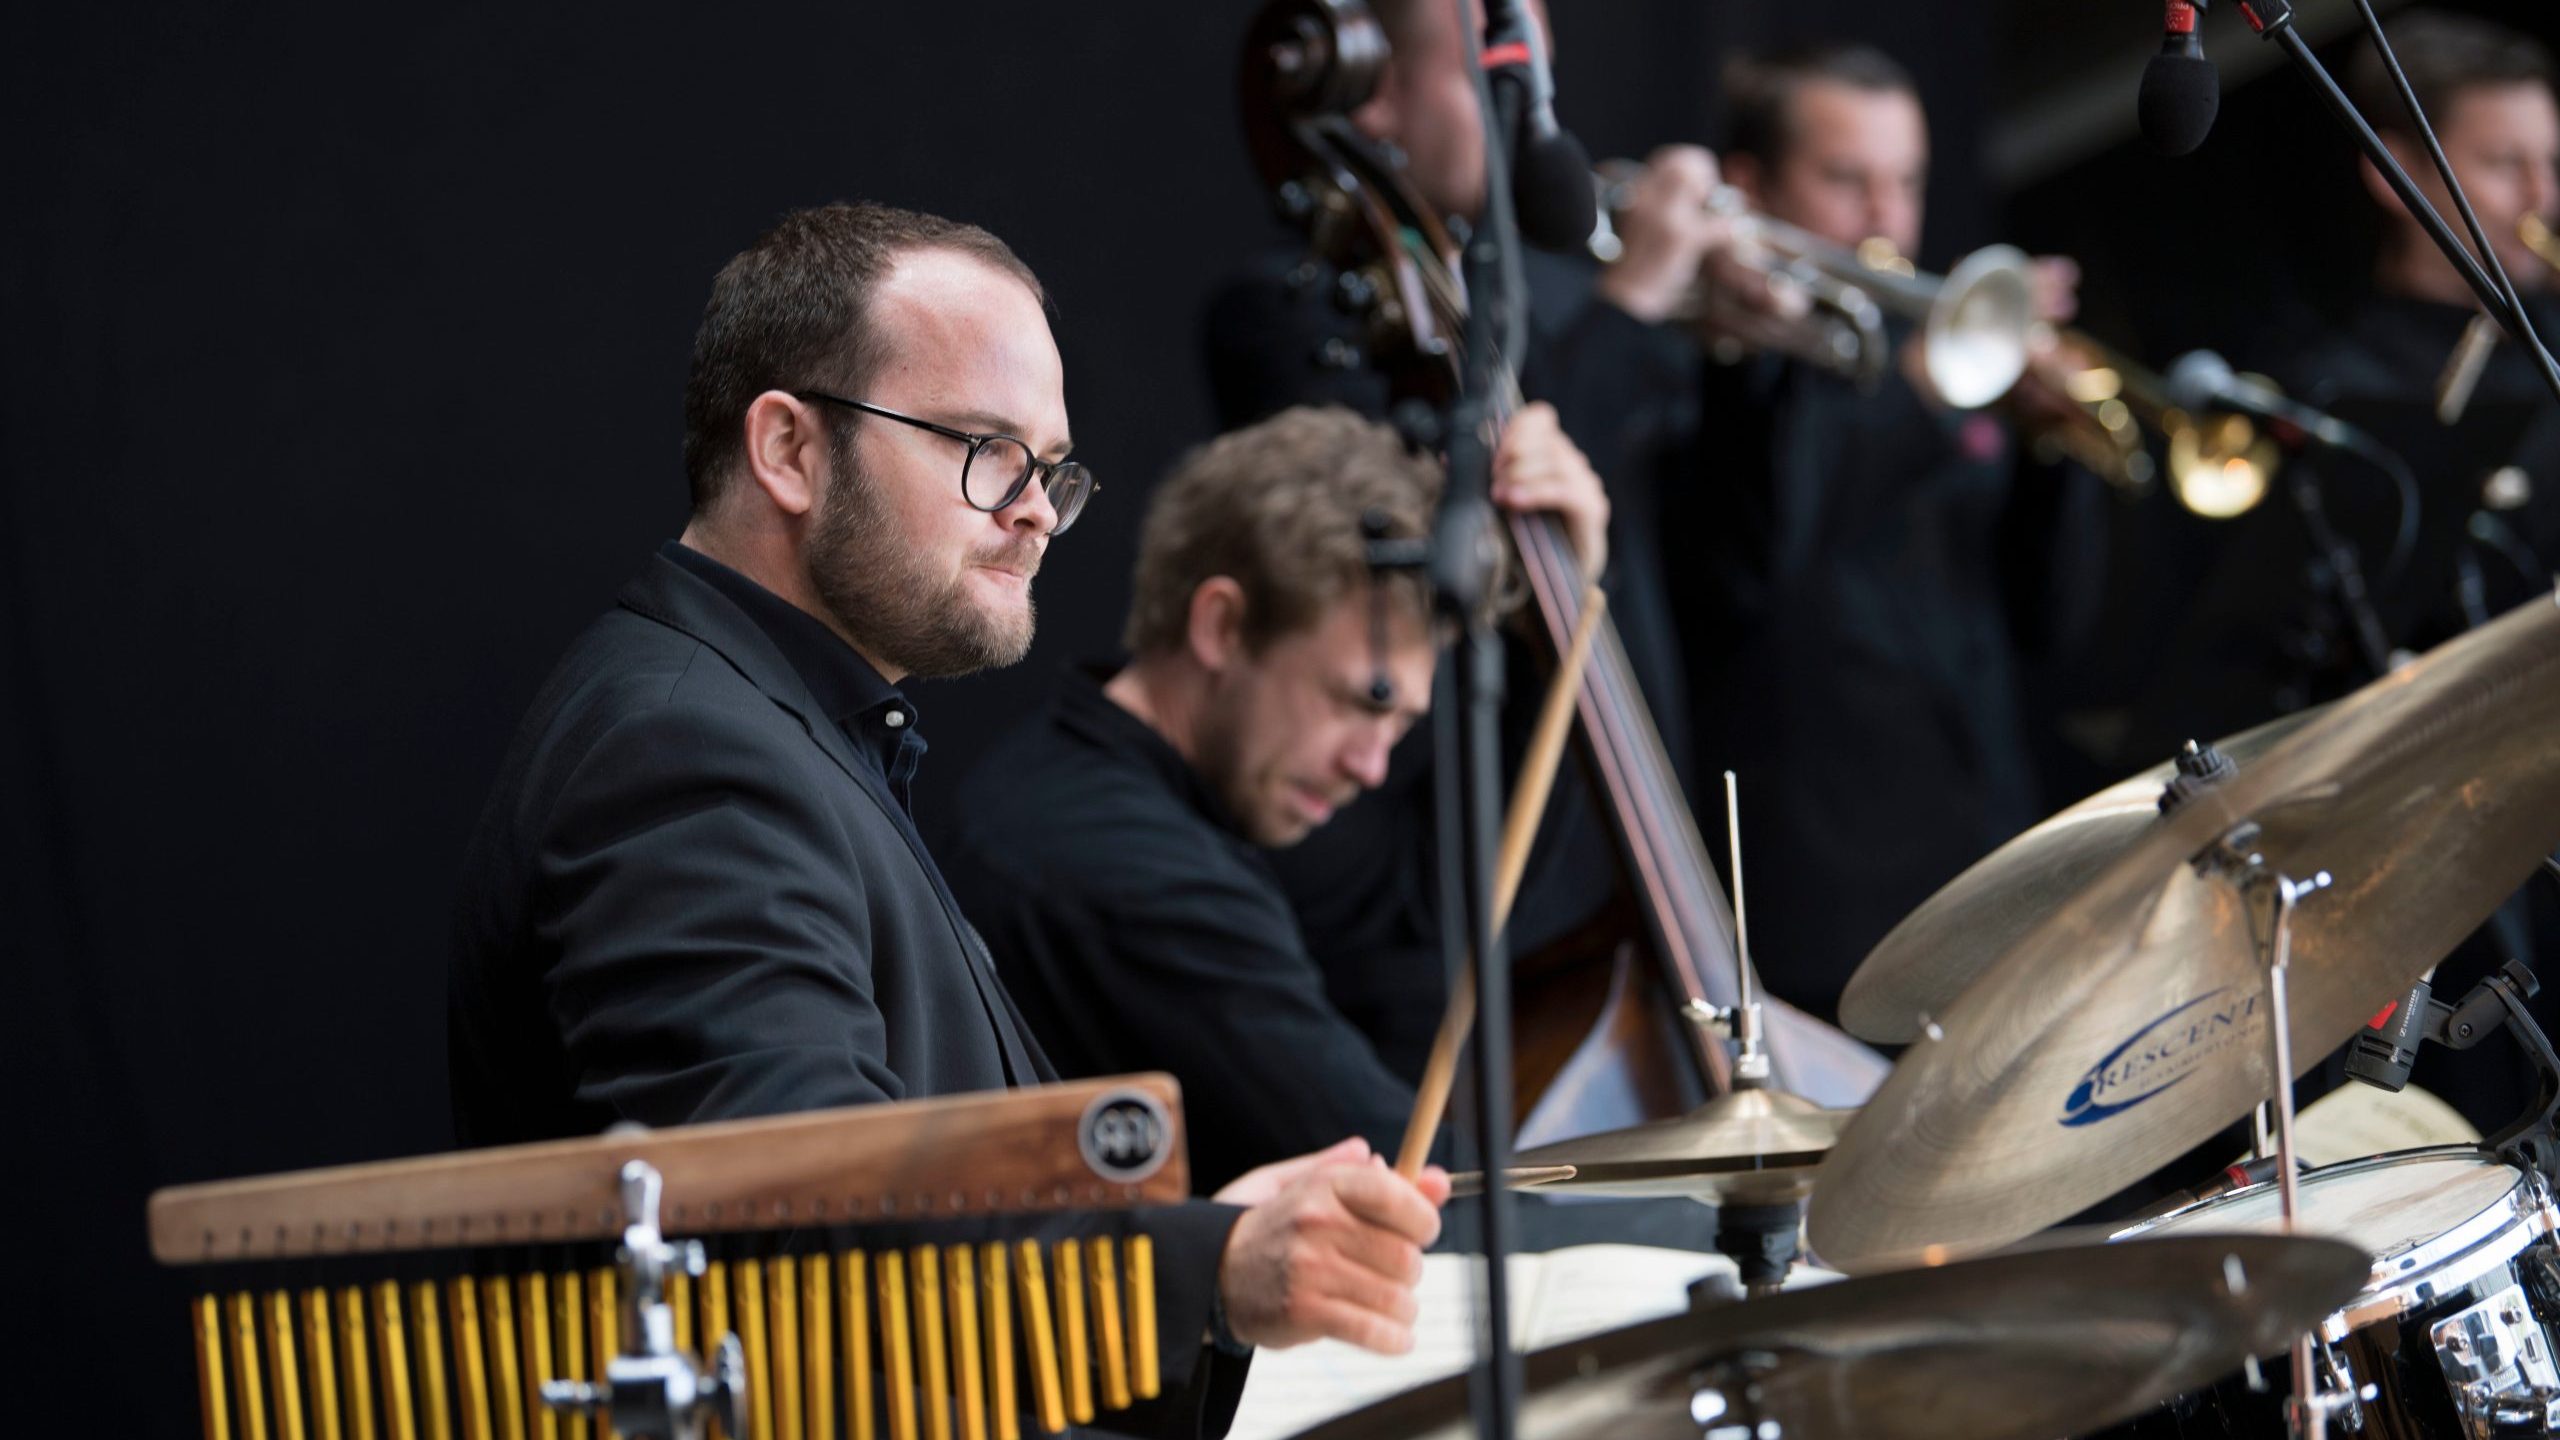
left=2112, top=1146, right=2557, bottom=1339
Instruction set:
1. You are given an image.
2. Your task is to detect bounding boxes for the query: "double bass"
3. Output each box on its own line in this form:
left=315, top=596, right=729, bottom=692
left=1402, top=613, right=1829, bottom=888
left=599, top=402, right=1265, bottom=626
left=1234, top=0, right=1881, bottom=1142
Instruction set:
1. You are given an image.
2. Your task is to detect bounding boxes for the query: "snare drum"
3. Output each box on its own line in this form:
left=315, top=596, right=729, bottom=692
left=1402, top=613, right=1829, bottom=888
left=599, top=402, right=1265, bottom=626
left=2101, top=1147, right=2560, bottom=1438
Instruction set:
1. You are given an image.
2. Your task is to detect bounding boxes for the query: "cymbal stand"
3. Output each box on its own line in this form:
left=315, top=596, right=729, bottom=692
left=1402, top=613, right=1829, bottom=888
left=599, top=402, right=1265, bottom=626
left=2198, top=824, right=2350, bottom=1440
left=1717, top=770, right=1772, bottom=1088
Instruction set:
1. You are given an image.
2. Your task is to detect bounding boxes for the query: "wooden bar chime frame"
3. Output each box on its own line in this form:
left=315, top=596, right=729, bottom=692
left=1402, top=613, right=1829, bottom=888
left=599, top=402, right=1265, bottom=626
left=150, top=1077, right=1194, bottom=1440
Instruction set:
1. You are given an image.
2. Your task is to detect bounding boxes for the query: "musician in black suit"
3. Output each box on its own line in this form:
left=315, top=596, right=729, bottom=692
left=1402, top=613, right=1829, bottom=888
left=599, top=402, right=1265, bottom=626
left=1655, top=44, right=2101, bottom=1025
left=449, top=203, right=1451, bottom=1436
left=942, top=402, right=1609, bottom=1192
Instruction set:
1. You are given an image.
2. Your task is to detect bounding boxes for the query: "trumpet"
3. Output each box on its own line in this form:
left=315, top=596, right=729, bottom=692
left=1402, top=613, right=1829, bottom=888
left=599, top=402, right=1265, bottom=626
left=2435, top=213, right=2560, bottom=424
left=2031, top=333, right=2280, bottom=518
left=1592, top=163, right=2040, bottom=410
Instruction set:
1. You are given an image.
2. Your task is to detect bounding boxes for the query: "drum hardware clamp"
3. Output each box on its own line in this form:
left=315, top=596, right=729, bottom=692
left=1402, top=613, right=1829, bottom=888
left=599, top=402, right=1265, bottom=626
left=2432, top=1279, right=2560, bottom=1437
left=539, top=1160, right=749, bottom=1440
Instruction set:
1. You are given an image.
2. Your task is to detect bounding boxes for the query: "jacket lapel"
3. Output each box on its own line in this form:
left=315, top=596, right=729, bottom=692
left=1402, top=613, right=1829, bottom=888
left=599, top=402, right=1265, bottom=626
left=614, top=551, right=1042, bottom=1085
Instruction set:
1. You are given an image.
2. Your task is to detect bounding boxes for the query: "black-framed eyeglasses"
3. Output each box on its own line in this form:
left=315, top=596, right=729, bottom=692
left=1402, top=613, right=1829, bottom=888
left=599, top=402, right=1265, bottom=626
left=796, top=391, right=1096, bottom=535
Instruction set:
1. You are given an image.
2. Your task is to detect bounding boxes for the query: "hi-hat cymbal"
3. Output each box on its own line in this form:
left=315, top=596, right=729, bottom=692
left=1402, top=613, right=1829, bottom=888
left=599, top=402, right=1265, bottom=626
left=1288, top=1233, right=2369, bottom=1440
left=1840, top=710, right=2316, bottom=1045
left=1811, top=590, right=2560, bottom=1271
left=1446, top=1165, right=1578, bottom=1198
left=1492, top=1086, right=1851, bottom=1204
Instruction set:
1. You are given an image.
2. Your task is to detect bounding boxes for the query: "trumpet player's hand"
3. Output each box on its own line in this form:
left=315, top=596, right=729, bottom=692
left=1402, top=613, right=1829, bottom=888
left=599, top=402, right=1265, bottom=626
left=1595, top=145, right=1737, bottom=325
left=2031, top=255, right=2083, bottom=326
left=2007, top=331, right=2100, bottom=435
left=1492, top=402, right=1609, bottom=580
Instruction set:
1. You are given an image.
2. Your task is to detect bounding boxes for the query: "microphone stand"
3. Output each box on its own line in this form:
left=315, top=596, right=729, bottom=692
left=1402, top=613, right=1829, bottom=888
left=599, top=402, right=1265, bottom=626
left=1435, top=3, right=1533, bottom=1438
left=2232, top=0, right=2560, bottom=408
left=2279, top=443, right=2398, bottom=677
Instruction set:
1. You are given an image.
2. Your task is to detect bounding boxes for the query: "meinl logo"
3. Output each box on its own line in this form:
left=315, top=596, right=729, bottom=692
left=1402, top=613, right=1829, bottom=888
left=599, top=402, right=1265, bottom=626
left=2059, top=987, right=2265, bottom=1128
left=1080, top=1089, right=1173, bottom=1184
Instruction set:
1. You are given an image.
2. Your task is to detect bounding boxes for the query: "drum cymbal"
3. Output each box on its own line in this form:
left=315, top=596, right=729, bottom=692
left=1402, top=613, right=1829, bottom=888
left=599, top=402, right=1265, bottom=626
left=1839, top=710, right=2317, bottom=1045
left=1811, top=590, right=2560, bottom=1271
left=1494, top=1086, right=1851, bottom=1204
left=1288, top=1233, right=2369, bottom=1440
left=1446, top=1165, right=1578, bottom=1198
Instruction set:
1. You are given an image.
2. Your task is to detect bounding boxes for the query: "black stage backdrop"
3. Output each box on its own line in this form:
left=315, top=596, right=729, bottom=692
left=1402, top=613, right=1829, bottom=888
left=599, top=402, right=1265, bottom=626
left=3, top=1, right=2538, bottom=1428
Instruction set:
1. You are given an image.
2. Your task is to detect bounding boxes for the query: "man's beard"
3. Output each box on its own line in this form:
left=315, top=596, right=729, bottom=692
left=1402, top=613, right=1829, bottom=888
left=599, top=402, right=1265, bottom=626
left=806, top=431, right=1039, bottom=680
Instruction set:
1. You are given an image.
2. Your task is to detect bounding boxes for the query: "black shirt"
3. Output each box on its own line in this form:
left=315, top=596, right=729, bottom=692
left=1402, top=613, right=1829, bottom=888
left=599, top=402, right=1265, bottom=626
left=665, top=541, right=931, bottom=811
left=1656, top=350, right=2098, bottom=1023
left=1200, top=246, right=1702, bottom=1080
left=940, top=665, right=1422, bottom=1192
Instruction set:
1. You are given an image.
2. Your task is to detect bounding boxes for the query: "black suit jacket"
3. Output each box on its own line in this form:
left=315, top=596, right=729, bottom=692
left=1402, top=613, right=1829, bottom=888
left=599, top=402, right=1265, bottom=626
left=450, top=550, right=1243, bottom=1436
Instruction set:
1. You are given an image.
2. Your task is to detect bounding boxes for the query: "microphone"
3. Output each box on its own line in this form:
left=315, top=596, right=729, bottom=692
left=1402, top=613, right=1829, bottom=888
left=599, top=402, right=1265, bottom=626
left=2165, top=349, right=2373, bottom=454
left=2344, top=980, right=2433, bottom=1093
left=2133, top=1154, right=2291, bottom=1220
left=2139, top=0, right=2221, bottom=156
left=2167, top=349, right=2413, bottom=675
left=1480, top=0, right=1598, bottom=252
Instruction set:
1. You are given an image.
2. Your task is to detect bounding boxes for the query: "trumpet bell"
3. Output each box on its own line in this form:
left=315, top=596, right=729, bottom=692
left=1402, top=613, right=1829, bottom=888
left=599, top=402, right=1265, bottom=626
left=1925, top=244, right=2038, bottom=410
left=2167, top=410, right=2277, bottom=518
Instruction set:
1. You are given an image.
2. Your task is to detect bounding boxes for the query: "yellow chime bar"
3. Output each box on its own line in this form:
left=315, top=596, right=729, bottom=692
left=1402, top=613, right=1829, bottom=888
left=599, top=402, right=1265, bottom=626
left=481, top=1277, right=527, bottom=1440
left=1085, top=1240, right=1130, bottom=1414
left=337, top=1288, right=378, bottom=1440
left=450, top=1277, right=493, bottom=1440
left=737, top=1260, right=773, bottom=1440
left=980, top=1246, right=1016, bottom=1440
left=1055, top=1243, right=1091, bottom=1428
left=518, top=1274, right=556, bottom=1440
left=770, top=1255, right=804, bottom=1440
left=700, top=1262, right=730, bottom=1440
left=557, top=1273, right=589, bottom=1440
left=947, top=1246, right=985, bottom=1440
left=588, top=1269, right=620, bottom=1440
left=263, top=1291, right=309, bottom=1440
left=1127, top=1237, right=1158, bottom=1402
left=913, top=1248, right=952, bottom=1440
left=802, top=1253, right=836, bottom=1440
left=195, top=1293, right=234, bottom=1440
left=231, top=1293, right=272, bottom=1440
left=839, top=1251, right=872, bottom=1440
left=669, top=1271, right=694, bottom=1360
left=879, top=1250, right=918, bottom=1440
left=1009, top=1244, right=1064, bottom=1437
left=410, top=1281, right=454, bottom=1440
left=373, top=1282, right=418, bottom=1440
left=303, top=1288, right=345, bottom=1440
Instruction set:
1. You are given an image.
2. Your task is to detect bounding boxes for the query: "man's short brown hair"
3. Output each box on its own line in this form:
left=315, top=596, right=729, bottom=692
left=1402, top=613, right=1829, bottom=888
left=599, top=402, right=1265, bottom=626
left=1723, top=43, right=1920, bottom=169
left=2344, top=10, right=2555, bottom=143
left=681, top=201, right=1044, bottom=512
left=1123, top=406, right=1444, bottom=657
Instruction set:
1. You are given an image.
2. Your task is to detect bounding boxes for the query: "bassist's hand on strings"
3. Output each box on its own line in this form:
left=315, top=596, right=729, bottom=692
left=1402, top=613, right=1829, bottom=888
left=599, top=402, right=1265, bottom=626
left=1491, top=401, right=1609, bottom=580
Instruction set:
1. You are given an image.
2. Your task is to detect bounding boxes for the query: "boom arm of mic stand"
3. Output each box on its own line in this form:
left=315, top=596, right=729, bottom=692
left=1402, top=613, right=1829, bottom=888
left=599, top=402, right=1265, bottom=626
left=2236, top=0, right=2560, bottom=407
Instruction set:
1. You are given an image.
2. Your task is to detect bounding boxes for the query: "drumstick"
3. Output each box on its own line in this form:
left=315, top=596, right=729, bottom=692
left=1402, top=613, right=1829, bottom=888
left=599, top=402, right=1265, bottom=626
left=1395, top=585, right=1607, bottom=1179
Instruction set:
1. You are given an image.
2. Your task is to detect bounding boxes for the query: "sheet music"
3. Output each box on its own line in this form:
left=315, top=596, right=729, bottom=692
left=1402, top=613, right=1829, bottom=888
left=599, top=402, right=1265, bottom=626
left=1223, top=1244, right=1764, bottom=1440
left=2288, top=1080, right=2480, bottom=1169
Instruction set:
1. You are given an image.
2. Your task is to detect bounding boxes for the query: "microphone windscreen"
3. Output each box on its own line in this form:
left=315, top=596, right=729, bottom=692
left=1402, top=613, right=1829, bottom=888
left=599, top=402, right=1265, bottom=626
left=2165, top=349, right=2235, bottom=414
left=1512, top=124, right=1600, bottom=254
left=2139, top=47, right=2221, bottom=157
